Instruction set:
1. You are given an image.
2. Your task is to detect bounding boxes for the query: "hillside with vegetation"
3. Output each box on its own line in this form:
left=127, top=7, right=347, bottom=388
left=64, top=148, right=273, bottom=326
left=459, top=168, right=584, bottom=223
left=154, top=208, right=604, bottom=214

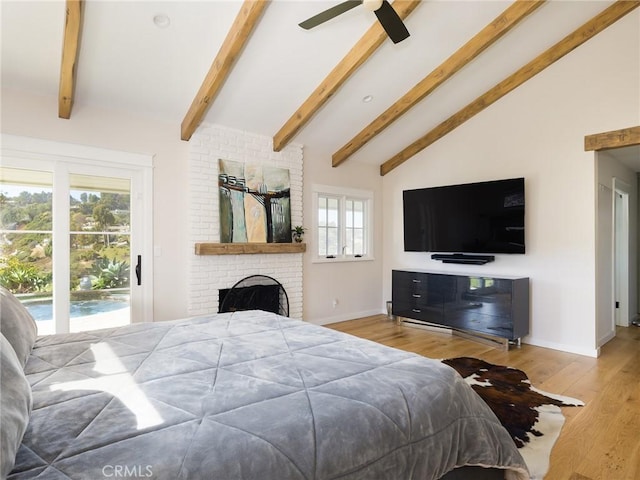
left=0, top=189, right=131, bottom=296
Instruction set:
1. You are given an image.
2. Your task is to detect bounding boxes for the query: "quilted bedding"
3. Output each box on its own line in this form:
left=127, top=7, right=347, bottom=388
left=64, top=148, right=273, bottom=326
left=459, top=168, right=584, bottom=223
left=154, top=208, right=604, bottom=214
left=9, top=310, right=529, bottom=479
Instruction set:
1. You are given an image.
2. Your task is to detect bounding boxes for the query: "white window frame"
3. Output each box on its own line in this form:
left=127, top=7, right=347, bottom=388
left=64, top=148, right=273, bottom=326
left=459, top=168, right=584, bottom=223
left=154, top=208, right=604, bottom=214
left=1, top=134, right=154, bottom=331
left=312, top=184, right=373, bottom=263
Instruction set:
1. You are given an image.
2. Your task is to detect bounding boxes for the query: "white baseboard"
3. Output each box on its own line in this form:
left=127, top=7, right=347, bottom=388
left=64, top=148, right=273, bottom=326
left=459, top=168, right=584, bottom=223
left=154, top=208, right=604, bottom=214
left=597, top=330, right=616, bottom=349
left=309, top=309, right=385, bottom=326
left=524, top=336, right=600, bottom=358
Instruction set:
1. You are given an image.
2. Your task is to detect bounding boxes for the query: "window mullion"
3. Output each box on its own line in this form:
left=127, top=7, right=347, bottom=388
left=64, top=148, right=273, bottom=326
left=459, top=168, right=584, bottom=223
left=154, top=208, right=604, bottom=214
left=339, top=195, right=346, bottom=257
left=52, top=166, right=71, bottom=334
left=324, top=196, right=330, bottom=256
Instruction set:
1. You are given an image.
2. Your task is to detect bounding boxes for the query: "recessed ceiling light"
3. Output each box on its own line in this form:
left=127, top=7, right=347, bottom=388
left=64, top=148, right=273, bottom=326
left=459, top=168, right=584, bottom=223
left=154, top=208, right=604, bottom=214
left=362, top=95, right=374, bottom=103
left=153, top=14, right=170, bottom=29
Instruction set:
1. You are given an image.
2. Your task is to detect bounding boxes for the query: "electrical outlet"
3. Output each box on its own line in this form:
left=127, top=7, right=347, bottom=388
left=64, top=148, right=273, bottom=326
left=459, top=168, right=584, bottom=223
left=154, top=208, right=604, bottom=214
left=332, top=298, right=338, bottom=308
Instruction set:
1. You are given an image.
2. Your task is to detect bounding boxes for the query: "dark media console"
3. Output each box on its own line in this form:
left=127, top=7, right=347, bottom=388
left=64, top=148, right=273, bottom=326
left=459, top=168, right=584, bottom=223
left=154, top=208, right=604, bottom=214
left=430, top=253, right=495, bottom=265
left=392, top=270, right=529, bottom=349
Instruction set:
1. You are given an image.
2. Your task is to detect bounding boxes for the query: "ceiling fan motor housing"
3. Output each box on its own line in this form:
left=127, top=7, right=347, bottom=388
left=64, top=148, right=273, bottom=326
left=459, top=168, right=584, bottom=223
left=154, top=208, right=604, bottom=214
left=363, top=0, right=384, bottom=12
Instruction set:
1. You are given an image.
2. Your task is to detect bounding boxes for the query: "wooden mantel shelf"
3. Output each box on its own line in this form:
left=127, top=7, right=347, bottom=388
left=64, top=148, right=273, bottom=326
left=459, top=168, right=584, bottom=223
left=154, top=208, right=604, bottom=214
left=195, top=242, right=306, bottom=255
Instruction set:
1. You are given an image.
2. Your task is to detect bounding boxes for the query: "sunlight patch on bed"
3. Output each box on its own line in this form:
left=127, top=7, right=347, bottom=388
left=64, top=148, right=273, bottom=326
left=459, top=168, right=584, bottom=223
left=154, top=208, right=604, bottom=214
left=50, top=343, right=163, bottom=429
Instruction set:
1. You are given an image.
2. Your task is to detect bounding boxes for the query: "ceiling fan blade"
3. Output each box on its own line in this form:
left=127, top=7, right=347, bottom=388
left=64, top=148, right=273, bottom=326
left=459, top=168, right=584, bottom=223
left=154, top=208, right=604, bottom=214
left=374, top=0, right=410, bottom=44
left=299, top=1, right=363, bottom=30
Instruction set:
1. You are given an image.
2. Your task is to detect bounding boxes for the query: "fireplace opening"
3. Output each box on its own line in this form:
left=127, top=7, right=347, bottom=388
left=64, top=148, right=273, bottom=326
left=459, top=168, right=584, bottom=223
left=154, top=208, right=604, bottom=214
left=219, top=275, right=289, bottom=317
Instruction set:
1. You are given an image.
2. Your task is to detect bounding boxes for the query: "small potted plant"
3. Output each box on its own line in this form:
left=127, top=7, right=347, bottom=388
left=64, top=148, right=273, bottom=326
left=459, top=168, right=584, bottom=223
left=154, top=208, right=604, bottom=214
left=292, top=225, right=306, bottom=243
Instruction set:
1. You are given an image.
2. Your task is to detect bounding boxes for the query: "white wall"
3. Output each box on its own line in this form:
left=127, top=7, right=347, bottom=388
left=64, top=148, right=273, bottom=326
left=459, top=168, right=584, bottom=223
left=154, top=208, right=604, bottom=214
left=382, top=11, right=639, bottom=356
left=302, top=145, right=384, bottom=324
left=1, top=89, right=190, bottom=322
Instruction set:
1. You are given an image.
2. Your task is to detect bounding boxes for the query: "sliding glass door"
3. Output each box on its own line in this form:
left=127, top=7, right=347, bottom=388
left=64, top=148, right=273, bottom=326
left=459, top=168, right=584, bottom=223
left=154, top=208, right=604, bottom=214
left=0, top=138, right=152, bottom=334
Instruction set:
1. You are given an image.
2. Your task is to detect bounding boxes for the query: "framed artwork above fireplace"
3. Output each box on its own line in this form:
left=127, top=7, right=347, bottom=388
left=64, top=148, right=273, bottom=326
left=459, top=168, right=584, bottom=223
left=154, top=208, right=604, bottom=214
left=218, top=159, right=292, bottom=243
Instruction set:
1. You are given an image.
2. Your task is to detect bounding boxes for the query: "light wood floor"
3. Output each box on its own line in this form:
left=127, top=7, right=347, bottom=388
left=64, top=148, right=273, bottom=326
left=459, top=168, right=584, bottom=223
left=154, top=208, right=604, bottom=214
left=328, top=315, right=640, bottom=480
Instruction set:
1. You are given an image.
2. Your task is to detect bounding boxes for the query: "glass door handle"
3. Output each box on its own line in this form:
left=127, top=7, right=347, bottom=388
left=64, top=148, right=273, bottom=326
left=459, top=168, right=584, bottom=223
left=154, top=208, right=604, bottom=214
left=135, top=255, right=142, bottom=285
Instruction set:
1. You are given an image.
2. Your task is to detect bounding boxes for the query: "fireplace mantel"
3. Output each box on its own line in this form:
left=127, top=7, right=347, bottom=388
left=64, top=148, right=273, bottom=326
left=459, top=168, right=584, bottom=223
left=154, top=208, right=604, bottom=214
left=195, top=242, right=306, bottom=255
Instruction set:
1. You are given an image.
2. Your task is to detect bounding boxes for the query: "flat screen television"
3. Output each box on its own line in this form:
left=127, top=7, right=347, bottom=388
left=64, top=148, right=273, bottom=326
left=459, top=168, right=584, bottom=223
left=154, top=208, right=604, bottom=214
left=403, top=177, right=525, bottom=254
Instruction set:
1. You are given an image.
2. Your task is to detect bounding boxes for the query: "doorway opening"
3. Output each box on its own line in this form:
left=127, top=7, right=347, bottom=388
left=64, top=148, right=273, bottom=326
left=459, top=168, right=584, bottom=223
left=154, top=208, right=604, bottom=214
left=613, top=178, right=630, bottom=327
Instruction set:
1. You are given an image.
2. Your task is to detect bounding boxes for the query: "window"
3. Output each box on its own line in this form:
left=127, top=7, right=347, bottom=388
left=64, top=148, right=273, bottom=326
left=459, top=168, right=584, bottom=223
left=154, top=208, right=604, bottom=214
left=313, top=185, right=373, bottom=262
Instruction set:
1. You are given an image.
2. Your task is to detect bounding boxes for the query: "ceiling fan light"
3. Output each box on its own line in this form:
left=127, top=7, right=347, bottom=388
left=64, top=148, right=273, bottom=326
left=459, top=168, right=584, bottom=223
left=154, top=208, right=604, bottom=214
left=363, top=0, right=384, bottom=12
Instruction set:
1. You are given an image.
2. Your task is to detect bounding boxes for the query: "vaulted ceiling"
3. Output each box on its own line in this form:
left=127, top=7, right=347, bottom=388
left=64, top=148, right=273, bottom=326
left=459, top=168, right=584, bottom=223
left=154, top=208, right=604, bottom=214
left=2, top=1, right=638, bottom=174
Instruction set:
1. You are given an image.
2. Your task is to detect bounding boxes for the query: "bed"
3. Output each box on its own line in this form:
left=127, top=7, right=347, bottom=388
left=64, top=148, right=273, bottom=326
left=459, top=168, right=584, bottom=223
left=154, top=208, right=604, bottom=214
left=1, top=287, right=529, bottom=480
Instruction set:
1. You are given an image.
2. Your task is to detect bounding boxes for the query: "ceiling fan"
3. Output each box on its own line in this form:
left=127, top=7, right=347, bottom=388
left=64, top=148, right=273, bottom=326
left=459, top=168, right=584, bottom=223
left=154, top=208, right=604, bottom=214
left=299, top=0, right=410, bottom=44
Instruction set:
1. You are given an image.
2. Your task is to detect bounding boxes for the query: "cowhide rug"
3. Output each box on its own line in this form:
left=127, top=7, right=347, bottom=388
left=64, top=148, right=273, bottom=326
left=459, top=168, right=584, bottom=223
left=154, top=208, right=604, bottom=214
left=442, top=357, right=584, bottom=480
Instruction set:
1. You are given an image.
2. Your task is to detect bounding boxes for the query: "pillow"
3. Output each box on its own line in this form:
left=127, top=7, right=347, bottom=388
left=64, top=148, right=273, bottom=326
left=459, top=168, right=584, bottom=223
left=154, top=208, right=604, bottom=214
left=0, top=333, right=32, bottom=479
left=0, top=287, right=37, bottom=368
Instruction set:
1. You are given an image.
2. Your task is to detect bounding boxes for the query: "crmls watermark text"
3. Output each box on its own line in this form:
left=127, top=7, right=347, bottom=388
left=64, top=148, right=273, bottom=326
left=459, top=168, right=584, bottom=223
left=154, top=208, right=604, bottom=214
left=102, top=465, right=153, bottom=478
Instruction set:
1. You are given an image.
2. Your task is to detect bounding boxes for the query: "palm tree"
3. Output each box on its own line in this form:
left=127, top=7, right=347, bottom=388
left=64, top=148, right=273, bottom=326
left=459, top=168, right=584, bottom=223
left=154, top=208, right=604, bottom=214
left=93, top=203, right=115, bottom=246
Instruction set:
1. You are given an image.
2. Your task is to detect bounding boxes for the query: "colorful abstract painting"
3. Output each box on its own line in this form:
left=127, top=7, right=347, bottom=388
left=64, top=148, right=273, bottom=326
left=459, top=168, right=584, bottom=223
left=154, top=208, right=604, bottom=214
left=218, top=159, right=291, bottom=243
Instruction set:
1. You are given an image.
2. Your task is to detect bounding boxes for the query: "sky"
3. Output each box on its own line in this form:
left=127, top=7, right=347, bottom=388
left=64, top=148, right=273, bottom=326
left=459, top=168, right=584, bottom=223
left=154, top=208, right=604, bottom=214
left=0, top=185, right=97, bottom=202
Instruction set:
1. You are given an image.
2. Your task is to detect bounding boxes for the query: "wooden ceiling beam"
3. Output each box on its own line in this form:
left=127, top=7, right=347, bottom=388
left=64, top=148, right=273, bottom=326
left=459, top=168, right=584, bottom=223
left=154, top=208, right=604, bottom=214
left=272, top=0, right=421, bottom=153
left=58, top=0, right=83, bottom=119
left=181, top=0, right=269, bottom=141
left=332, top=0, right=545, bottom=167
left=380, top=0, right=640, bottom=176
left=584, top=126, right=640, bottom=151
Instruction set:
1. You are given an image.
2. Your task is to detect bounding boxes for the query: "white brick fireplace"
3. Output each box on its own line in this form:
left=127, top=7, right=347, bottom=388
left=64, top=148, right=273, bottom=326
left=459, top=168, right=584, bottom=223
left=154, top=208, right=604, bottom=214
left=187, top=124, right=304, bottom=319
